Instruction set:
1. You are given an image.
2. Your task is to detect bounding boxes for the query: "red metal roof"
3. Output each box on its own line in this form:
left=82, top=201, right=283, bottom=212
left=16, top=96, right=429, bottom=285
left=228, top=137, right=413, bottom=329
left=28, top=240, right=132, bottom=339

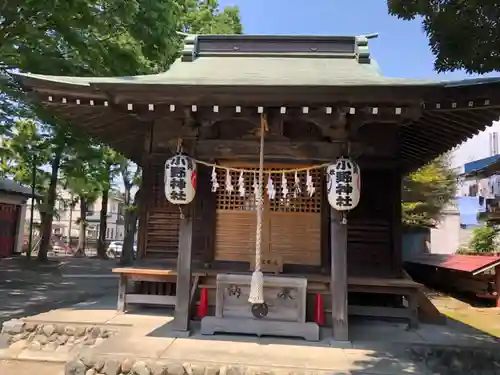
left=406, top=253, right=500, bottom=275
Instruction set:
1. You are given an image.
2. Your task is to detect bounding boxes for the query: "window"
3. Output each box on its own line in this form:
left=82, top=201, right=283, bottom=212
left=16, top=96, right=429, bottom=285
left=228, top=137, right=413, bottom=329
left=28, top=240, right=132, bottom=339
left=110, top=228, right=114, bottom=239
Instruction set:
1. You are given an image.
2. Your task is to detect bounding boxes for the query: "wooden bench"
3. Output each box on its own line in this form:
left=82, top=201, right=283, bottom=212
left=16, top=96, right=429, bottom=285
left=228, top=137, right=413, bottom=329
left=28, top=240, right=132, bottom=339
left=308, top=276, right=422, bottom=329
left=347, top=277, right=422, bottom=329
left=112, top=267, right=206, bottom=312
left=270, top=274, right=423, bottom=329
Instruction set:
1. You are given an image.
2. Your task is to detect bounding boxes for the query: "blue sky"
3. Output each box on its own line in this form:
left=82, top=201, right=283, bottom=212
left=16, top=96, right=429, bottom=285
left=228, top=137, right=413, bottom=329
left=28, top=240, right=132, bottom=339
left=218, top=0, right=499, bottom=166
left=218, top=0, right=497, bottom=81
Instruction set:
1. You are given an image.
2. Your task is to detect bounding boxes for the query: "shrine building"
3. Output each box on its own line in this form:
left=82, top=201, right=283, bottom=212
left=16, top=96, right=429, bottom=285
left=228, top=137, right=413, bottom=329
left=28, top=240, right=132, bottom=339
left=14, top=34, right=500, bottom=342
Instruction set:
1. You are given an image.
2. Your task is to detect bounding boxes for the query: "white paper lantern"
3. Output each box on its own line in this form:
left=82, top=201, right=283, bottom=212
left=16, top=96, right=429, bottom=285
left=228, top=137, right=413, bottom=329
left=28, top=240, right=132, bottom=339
left=164, top=154, right=197, bottom=204
left=326, top=157, right=360, bottom=211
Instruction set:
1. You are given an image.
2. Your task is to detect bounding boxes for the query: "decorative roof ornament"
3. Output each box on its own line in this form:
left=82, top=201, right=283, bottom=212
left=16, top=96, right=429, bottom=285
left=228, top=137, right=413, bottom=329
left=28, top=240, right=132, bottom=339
left=355, top=33, right=378, bottom=65
left=181, top=33, right=198, bottom=62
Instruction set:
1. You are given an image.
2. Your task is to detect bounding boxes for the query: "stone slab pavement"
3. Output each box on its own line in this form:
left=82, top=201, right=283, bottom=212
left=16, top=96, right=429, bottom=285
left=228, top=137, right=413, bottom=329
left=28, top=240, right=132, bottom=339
left=2, top=296, right=500, bottom=375
left=0, top=257, right=119, bottom=325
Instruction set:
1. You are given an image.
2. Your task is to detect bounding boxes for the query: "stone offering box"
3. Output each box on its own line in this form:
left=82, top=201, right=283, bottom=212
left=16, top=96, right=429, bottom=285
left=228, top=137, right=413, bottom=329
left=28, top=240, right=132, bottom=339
left=200, top=273, right=319, bottom=341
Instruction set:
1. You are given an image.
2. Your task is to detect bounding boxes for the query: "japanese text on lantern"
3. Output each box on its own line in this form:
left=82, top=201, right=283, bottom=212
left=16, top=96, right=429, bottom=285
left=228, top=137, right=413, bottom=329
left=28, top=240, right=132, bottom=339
left=169, top=156, right=190, bottom=201
left=334, top=159, right=353, bottom=208
left=326, top=158, right=360, bottom=211
left=164, top=154, right=196, bottom=205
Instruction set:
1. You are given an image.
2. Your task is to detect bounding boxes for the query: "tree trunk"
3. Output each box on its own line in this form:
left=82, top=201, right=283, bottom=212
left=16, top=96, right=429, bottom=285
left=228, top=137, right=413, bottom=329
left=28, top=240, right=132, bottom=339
left=38, top=147, right=63, bottom=262
left=97, top=188, right=109, bottom=259
left=120, top=189, right=140, bottom=266
left=68, top=201, right=73, bottom=245
left=74, top=196, right=87, bottom=257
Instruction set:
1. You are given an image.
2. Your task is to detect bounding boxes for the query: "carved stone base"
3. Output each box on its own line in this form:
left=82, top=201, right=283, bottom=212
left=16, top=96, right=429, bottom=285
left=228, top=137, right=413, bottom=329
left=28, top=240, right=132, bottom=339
left=200, top=317, right=320, bottom=341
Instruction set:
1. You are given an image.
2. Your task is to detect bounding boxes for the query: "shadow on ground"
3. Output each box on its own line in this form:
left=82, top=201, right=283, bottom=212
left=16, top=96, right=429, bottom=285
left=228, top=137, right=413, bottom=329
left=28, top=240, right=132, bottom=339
left=0, top=257, right=118, bottom=324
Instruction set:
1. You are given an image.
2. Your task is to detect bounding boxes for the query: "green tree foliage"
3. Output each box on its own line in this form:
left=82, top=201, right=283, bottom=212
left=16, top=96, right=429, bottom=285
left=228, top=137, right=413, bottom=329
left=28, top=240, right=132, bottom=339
left=0, top=0, right=242, bottom=261
left=402, top=153, right=457, bottom=227
left=118, top=159, right=142, bottom=265
left=62, top=146, right=103, bottom=256
left=181, top=0, right=242, bottom=34
left=94, top=147, right=122, bottom=259
left=387, top=0, right=500, bottom=74
left=468, top=226, right=498, bottom=254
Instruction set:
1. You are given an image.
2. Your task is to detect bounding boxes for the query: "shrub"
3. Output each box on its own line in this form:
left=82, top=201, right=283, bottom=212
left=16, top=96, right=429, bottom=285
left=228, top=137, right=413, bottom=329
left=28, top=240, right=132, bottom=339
left=468, top=226, right=498, bottom=254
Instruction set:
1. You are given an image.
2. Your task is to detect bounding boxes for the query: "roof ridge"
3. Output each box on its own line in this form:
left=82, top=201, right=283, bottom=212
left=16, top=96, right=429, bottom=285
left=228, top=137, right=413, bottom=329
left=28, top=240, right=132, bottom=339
left=181, top=33, right=372, bottom=65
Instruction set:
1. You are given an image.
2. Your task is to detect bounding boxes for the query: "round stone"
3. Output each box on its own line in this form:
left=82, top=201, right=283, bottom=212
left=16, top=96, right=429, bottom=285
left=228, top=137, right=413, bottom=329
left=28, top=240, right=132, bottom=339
left=94, top=358, right=106, bottom=372
left=42, top=324, right=56, bottom=336
left=131, top=360, right=150, bottom=375
left=149, top=363, right=168, bottom=375
left=48, top=333, right=58, bottom=342
left=102, top=358, right=121, bottom=375
left=55, top=324, right=66, bottom=334
left=75, top=326, right=86, bottom=337
left=79, top=349, right=97, bottom=368
left=34, top=334, right=48, bottom=345
left=65, top=359, right=86, bottom=375
left=121, top=358, right=135, bottom=373
left=58, top=334, right=69, bottom=345
left=90, top=327, right=101, bottom=339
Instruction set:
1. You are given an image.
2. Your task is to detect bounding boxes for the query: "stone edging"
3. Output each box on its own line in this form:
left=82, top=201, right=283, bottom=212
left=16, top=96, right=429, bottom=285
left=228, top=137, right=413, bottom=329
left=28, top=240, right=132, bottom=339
left=1, top=319, right=115, bottom=353
left=63, top=345, right=500, bottom=375
left=67, top=355, right=328, bottom=375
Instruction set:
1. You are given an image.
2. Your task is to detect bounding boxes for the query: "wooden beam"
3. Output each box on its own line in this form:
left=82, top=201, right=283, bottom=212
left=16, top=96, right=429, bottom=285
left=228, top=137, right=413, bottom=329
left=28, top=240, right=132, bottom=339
left=330, top=208, right=349, bottom=342
left=189, top=140, right=367, bottom=161
left=173, top=207, right=194, bottom=333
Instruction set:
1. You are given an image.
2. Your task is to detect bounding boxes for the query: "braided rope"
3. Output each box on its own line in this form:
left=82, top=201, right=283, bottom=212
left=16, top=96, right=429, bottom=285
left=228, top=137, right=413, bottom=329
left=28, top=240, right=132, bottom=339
left=254, top=114, right=265, bottom=273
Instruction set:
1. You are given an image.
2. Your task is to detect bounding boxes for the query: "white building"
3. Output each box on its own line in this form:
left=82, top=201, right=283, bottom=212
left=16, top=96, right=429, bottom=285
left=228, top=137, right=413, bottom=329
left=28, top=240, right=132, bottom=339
left=25, top=187, right=125, bottom=241
left=452, top=120, right=500, bottom=171
left=426, top=119, right=500, bottom=255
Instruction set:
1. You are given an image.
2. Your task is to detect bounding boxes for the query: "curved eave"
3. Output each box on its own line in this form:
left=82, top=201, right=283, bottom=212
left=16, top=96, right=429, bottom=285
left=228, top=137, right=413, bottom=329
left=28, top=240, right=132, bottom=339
left=12, top=71, right=500, bottom=171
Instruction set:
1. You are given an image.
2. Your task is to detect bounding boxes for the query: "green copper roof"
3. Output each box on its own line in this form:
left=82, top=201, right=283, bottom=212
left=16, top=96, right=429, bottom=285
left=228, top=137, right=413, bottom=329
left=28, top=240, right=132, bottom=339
left=13, top=34, right=441, bottom=88
left=12, top=34, right=500, bottom=89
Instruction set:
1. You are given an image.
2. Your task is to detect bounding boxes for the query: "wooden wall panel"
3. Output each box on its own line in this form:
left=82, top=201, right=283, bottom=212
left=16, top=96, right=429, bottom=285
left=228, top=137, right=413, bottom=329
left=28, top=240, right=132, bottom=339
left=144, top=165, right=180, bottom=259
left=346, top=169, right=395, bottom=277
left=192, top=165, right=217, bottom=264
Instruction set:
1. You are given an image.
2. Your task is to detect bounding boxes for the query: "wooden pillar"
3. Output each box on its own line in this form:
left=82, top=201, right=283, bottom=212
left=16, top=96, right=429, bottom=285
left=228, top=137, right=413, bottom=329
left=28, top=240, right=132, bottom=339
left=392, top=169, right=403, bottom=276
left=330, top=207, right=349, bottom=341
left=136, top=162, right=151, bottom=260
left=173, top=208, right=194, bottom=333
left=117, top=274, right=127, bottom=313
left=495, top=265, right=500, bottom=308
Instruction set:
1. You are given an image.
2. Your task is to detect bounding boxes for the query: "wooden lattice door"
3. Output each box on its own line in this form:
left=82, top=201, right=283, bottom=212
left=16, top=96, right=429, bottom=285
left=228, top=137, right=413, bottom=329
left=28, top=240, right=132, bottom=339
left=267, top=169, right=322, bottom=266
left=214, top=169, right=257, bottom=262
left=214, top=168, right=322, bottom=267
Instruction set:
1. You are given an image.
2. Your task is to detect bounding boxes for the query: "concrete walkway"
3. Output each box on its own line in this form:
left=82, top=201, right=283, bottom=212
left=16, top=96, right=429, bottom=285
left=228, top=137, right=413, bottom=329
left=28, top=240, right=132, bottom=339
left=0, top=257, right=118, bottom=325
left=2, top=296, right=499, bottom=375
